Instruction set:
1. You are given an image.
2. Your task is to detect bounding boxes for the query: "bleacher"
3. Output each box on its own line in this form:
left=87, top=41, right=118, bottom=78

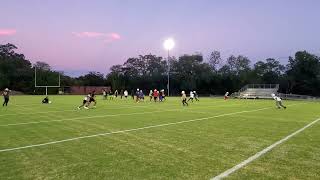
left=232, top=84, right=279, bottom=99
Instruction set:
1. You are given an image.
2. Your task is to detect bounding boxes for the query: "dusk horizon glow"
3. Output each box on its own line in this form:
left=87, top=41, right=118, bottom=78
left=1, top=0, right=320, bottom=76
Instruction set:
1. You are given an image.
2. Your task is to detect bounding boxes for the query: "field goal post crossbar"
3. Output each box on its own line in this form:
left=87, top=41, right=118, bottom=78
left=34, top=67, right=61, bottom=95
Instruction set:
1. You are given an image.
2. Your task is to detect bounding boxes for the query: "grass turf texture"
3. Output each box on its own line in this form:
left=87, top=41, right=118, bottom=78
left=0, top=96, right=319, bottom=180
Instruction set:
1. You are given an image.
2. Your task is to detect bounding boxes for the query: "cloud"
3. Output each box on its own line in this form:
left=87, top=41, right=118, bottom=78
left=0, top=29, right=17, bottom=36
left=109, top=33, right=121, bottom=40
left=72, top=31, right=121, bottom=42
left=72, top=31, right=104, bottom=38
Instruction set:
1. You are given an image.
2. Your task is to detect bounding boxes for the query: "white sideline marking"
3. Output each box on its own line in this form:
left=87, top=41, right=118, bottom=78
left=211, top=117, right=320, bottom=180
left=0, top=107, right=270, bottom=153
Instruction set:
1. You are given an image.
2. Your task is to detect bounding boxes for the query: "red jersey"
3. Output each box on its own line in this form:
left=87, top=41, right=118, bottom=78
left=153, top=91, right=159, bottom=97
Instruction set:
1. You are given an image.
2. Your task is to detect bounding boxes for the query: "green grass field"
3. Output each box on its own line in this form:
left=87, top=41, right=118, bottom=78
left=0, top=96, right=319, bottom=180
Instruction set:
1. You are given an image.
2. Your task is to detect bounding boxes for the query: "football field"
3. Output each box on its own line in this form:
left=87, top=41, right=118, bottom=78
left=0, top=96, right=319, bottom=179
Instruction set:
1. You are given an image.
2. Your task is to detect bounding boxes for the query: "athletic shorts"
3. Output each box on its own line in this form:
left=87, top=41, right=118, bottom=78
left=89, top=98, right=95, bottom=102
left=83, top=100, right=87, bottom=104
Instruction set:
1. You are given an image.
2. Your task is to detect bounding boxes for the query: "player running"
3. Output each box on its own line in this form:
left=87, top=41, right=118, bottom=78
left=149, top=90, right=153, bottom=101
left=194, top=91, right=199, bottom=101
left=160, top=89, right=166, bottom=101
left=114, top=90, right=118, bottom=98
left=181, top=91, right=188, bottom=106
left=120, top=89, right=124, bottom=99
left=188, top=91, right=194, bottom=102
left=124, top=90, right=128, bottom=99
left=161, top=89, right=166, bottom=101
left=89, top=91, right=97, bottom=107
left=138, top=90, right=145, bottom=102
left=78, top=94, right=90, bottom=109
left=109, top=90, right=114, bottom=100
left=153, top=89, right=159, bottom=102
left=2, top=88, right=10, bottom=107
left=102, top=89, right=107, bottom=100
left=271, top=94, right=287, bottom=109
left=131, top=89, right=135, bottom=100
left=159, top=90, right=163, bottom=102
left=224, top=92, right=229, bottom=100
left=135, top=89, right=140, bottom=102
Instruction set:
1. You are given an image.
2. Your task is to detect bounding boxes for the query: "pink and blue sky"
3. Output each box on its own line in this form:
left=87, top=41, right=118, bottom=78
left=1, top=0, right=320, bottom=76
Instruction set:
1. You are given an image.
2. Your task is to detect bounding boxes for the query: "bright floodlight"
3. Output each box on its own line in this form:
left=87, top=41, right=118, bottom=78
left=163, top=38, right=175, bottom=50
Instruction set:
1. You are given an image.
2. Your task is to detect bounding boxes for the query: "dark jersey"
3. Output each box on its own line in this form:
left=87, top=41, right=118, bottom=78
left=89, top=92, right=96, bottom=102
left=42, top=97, right=49, bottom=103
left=3, top=91, right=9, bottom=98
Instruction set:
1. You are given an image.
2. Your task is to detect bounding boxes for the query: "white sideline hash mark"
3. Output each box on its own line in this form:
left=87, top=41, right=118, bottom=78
left=0, top=107, right=269, bottom=153
left=211, top=117, right=320, bottom=180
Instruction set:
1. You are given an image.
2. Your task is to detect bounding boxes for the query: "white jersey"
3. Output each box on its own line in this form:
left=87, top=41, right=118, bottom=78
left=225, top=92, right=229, bottom=96
left=273, top=96, right=282, bottom=101
left=84, top=96, right=89, bottom=101
left=124, top=91, right=128, bottom=96
left=190, top=92, right=194, bottom=98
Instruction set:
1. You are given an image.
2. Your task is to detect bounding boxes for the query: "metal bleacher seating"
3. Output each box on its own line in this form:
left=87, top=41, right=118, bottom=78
left=232, top=84, right=279, bottom=99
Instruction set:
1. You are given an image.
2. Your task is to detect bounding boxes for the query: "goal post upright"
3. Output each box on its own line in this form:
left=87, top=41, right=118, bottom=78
left=34, top=67, right=61, bottom=96
left=35, top=67, right=36, bottom=88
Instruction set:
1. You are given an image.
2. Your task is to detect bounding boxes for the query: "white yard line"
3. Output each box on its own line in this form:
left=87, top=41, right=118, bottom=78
left=0, top=107, right=271, bottom=153
left=211, top=117, right=320, bottom=180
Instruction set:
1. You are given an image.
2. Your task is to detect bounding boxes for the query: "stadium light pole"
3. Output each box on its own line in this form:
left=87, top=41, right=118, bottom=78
left=163, top=38, right=175, bottom=97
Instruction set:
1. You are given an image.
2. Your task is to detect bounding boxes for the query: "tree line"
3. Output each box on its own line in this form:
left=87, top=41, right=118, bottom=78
left=0, top=43, right=319, bottom=96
